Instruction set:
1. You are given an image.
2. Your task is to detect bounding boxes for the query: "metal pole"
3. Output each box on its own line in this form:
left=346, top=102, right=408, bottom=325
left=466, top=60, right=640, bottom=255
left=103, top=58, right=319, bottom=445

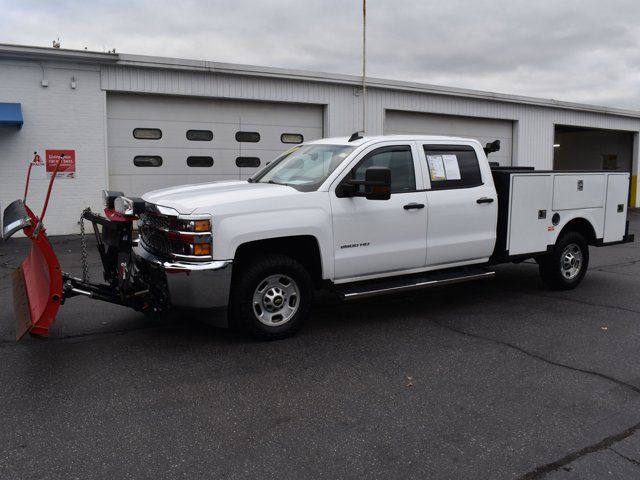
left=362, top=0, right=367, bottom=134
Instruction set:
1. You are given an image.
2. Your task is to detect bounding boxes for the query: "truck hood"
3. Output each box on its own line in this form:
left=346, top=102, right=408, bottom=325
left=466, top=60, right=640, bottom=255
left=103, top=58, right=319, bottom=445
left=142, top=180, right=300, bottom=214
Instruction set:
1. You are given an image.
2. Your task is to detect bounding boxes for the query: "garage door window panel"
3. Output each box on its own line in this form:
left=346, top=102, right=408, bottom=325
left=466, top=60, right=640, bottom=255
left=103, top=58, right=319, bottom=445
left=281, top=133, right=304, bottom=144
left=351, top=146, right=416, bottom=194
left=424, top=145, right=482, bottom=190
left=186, top=130, right=213, bottom=141
left=236, top=157, right=261, bottom=168
left=133, top=128, right=162, bottom=140
left=134, top=156, right=163, bottom=167
left=236, top=131, right=260, bottom=143
left=187, top=156, right=214, bottom=167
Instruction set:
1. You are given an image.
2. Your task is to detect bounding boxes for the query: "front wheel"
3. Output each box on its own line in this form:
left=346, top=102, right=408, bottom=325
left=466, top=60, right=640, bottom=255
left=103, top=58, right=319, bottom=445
left=229, top=254, right=314, bottom=339
left=538, top=231, right=589, bottom=290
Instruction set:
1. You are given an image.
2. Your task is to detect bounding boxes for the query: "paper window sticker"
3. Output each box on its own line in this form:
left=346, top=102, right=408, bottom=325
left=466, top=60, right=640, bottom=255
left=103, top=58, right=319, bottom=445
left=427, top=155, right=446, bottom=181
left=442, top=154, right=461, bottom=180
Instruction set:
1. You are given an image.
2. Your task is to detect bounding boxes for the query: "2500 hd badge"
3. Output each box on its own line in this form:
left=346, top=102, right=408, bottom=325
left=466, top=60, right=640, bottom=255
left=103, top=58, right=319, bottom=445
left=340, top=242, right=370, bottom=249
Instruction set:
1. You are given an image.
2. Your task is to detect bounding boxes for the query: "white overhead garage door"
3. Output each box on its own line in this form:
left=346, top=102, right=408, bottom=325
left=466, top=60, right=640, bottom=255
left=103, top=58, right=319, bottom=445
left=107, top=94, right=324, bottom=195
left=384, top=110, right=513, bottom=166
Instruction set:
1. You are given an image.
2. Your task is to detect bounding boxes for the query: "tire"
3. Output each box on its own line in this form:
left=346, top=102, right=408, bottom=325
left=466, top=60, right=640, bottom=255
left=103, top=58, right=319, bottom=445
left=538, top=231, right=589, bottom=290
left=229, top=254, right=314, bottom=339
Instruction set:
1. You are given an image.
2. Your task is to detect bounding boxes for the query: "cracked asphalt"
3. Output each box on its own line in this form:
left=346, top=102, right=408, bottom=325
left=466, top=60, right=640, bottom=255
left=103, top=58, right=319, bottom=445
left=2, top=211, right=640, bottom=479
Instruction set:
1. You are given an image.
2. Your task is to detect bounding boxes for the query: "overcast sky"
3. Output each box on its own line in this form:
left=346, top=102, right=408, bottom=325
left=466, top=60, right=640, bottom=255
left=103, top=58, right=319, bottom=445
left=2, top=0, right=639, bottom=110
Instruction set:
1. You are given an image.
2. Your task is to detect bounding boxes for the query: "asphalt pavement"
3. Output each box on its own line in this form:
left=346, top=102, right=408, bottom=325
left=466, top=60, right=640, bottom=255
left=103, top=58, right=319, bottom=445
left=2, top=212, right=640, bottom=479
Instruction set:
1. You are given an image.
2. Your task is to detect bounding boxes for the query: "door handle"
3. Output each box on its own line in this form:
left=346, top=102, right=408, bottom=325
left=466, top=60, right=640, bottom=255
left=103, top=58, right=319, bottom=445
left=403, top=203, right=425, bottom=210
left=476, top=197, right=494, bottom=204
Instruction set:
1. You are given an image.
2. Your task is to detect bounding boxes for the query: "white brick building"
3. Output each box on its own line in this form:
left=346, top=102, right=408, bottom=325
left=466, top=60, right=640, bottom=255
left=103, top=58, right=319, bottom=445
left=1, top=43, right=639, bottom=235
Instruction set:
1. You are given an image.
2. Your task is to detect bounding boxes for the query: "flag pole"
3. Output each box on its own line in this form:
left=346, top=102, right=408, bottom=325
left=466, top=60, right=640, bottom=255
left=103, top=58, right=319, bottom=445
left=362, top=0, right=367, bottom=134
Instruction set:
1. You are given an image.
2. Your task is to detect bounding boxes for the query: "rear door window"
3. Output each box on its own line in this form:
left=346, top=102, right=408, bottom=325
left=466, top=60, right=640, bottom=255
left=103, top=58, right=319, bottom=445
left=423, top=145, right=482, bottom=189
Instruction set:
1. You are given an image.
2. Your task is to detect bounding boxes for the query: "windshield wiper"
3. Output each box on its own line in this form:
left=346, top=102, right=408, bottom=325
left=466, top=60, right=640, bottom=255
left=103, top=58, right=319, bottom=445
left=267, top=180, right=289, bottom=186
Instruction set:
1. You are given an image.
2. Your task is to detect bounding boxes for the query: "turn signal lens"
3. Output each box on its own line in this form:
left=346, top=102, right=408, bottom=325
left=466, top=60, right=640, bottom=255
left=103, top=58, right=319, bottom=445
left=194, top=220, right=210, bottom=232
left=194, top=243, right=211, bottom=256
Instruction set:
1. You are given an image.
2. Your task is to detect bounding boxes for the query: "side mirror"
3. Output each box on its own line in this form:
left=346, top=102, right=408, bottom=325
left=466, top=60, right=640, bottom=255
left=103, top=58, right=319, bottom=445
left=483, top=139, right=501, bottom=155
left=339, top=166, right=392, bottom=200
left=364, top=167, right=391, bottom=200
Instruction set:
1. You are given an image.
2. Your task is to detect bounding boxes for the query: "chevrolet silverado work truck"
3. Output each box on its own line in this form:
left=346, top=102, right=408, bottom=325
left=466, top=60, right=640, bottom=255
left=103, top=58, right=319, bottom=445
left=2, top=134, right=634, bottom=339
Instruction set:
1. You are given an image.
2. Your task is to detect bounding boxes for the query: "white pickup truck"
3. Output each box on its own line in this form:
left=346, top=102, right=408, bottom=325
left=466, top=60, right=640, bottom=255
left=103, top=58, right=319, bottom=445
left=2, top=134, right=634, bottom=340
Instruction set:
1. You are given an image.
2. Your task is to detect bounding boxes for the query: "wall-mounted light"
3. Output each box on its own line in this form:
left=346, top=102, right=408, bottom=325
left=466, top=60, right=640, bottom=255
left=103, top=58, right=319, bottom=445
left=70, top=76, right=77, bottom=89
left=553, top=144, right=561, bottom=148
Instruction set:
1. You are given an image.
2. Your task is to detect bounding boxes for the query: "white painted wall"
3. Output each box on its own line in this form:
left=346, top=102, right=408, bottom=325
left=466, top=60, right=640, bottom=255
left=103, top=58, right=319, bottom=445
left=0, top=60, right=107, bottom=235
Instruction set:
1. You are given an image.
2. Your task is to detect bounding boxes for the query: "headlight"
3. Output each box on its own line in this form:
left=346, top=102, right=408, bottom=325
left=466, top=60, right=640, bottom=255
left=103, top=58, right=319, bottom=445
left=170, top=218, right=211, bottom=233
left=102, top=190, right=124, bottom=209
left=114, top=196, right=146, bottom=216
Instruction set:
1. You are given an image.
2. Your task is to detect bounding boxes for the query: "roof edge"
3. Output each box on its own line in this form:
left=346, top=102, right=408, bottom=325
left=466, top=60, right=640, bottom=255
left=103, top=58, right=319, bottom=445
left=0, top=43, right=119, bottom=63
left=1, top=43, right=639, bottom=119
left=112, top=54, right=640, bottom=119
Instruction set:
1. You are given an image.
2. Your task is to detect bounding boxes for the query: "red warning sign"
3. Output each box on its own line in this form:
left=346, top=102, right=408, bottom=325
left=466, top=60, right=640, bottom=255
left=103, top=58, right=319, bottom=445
left=45, top=150, right=76, bottom=179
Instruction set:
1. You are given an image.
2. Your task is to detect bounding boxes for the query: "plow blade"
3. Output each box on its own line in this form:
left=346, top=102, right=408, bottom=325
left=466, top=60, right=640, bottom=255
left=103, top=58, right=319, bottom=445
left=3, top=200, right=63, bottom=339
left=12, top=267, right=32, bottom=340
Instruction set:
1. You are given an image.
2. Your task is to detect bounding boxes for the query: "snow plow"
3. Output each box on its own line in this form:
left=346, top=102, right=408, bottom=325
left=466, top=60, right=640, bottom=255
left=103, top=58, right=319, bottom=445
left=2, top=153, right=166, bottom=340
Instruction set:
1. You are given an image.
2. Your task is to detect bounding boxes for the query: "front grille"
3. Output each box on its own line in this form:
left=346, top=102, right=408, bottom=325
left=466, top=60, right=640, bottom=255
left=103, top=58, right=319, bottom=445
left=140, top=225, right=171, bottom=256
left=139, top=213, right=172, bottom=257
left=140, top=213, right=170, bottom=231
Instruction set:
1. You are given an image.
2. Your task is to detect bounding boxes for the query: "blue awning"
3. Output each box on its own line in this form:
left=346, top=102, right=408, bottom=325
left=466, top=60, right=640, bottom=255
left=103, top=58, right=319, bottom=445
left=0, top=103, right=23, bottom=129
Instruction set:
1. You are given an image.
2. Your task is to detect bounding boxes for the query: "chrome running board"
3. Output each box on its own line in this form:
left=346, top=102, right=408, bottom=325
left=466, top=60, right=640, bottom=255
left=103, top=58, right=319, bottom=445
left=336, top=268, right=495, bottom=301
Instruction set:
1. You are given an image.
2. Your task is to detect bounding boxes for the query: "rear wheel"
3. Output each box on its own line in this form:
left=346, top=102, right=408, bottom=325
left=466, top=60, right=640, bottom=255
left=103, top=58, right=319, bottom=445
left=230, top=254, right=313, bottom=339
left=538, top=231, right=589, bottom=290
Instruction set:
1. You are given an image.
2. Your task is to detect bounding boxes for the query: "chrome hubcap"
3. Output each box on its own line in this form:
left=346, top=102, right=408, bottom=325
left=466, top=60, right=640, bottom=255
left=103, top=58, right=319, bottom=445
left=252, top=274, right=300, bottom=326
left=561, top=243, right=583, bottom=280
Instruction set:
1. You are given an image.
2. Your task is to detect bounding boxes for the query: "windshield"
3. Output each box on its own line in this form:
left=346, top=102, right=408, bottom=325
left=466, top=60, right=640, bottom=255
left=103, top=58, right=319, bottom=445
left=251, top=144, right=356, bottom=192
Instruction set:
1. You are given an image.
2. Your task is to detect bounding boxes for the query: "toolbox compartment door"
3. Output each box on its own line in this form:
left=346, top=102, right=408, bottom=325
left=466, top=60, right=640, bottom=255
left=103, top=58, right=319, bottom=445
left=552, top=174, right=606, bottom=211
left=603, top=173, right=629, bottom=243
left=508, top=175, right=553, bottom=256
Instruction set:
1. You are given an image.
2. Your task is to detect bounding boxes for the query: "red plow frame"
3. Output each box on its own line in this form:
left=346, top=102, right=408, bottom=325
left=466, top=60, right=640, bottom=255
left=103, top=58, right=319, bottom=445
left=3, top=153, right=64, bottom=339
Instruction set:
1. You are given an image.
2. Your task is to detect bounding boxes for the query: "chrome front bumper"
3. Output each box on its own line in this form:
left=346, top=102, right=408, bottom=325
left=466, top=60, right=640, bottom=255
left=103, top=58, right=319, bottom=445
left=133, top=244, right=233, bottom=309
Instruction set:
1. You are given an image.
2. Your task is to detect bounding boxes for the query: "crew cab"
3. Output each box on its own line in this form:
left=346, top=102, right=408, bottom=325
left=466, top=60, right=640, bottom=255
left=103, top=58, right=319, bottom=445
left=2, top=134, right=634, bottom=340
left=130, top=134, right=633, bottom=338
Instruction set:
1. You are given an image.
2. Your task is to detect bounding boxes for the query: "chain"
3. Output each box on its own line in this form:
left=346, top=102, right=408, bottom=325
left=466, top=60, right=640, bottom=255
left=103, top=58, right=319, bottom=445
left=79, top=208, right=91, bottom=282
